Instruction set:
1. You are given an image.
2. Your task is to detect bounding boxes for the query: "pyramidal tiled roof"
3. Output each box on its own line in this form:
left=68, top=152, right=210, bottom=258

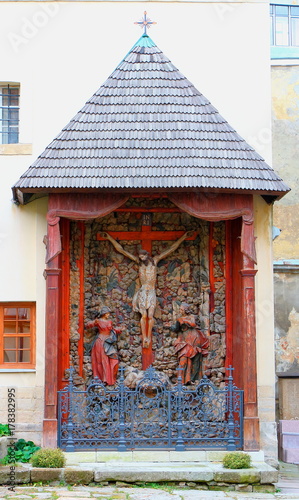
left=13, top=33, right=289, bottom=203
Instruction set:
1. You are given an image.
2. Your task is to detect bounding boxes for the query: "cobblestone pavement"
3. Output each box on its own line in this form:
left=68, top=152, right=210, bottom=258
left=0, top=483, right=299, bottom=500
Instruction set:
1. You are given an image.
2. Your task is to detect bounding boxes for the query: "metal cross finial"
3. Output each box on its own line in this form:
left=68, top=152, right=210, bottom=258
left=134, top=11, right=156, bottom=35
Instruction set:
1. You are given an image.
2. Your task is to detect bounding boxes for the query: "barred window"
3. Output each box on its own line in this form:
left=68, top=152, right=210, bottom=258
left=0, top=303, right=35, bottom=368
left=0, top=84, right=20, bottom=144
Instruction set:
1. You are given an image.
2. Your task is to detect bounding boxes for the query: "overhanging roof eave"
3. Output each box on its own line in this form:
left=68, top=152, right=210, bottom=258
left=12, top=184, right=290, bottom=206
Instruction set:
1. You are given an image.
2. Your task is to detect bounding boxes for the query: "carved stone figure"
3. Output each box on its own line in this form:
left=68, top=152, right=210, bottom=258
left=101, top=231, right=193, bottom=349
left=85, top=306, right=121, bottom=385
left=172, top=303, right=209, bottom=384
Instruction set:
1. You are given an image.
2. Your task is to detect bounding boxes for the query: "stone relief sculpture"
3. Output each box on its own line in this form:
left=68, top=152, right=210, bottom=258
left=100, top=231, right=193, bottom=349
left=69, top=214, right=228, bottom=388
left=171, top=302, right=209, bottom=384
left=85, top=306, right=122, bottom=385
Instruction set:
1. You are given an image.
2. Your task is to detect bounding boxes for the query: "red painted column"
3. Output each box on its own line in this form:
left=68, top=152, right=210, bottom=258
left=77, top=221, right=85, bottom=377
left=225, top=221, right=233, bottom=368
left=209, top=222, right=215, bottom=314
left=240, top=254, right=260, bottom=451
left=59, top=218, right=70, bottom=389
left=43, top=252, right=61, bottom=448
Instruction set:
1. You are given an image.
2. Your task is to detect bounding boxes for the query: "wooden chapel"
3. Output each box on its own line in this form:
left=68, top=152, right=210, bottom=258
left=12, top=28, right=289, bottom=451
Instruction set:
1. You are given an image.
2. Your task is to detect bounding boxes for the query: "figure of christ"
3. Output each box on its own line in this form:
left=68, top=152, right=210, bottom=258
left=100, top=231, right=194, bottom=349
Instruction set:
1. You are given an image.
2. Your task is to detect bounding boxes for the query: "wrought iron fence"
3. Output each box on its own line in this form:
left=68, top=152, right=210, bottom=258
left=58, top=366, right=243, bottom=451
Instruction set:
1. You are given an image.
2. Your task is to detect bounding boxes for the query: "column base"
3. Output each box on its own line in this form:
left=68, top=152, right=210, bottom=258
left=243, top=416, right=260, bottom=451
left=42, top=419, right=58, bottom=448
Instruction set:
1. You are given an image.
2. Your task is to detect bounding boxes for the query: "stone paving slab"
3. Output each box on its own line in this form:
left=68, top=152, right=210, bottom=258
left=174, top=491, right=227, bottom=498
left=93, top=463, right=214, bottom=483
left=1, top=485, right=299, bottom=499
left=52, top=492, right=93, bottom=497
left=122, top=492, right=180, bottom=500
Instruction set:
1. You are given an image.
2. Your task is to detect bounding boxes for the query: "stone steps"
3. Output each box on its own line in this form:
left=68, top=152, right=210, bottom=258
left=0, top=460, right=278, bottom=493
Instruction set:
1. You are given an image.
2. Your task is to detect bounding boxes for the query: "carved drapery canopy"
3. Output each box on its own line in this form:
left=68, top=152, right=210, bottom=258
left=168, top=192, right=256, bottom=263
left=46, top=192, right=256, bottom=264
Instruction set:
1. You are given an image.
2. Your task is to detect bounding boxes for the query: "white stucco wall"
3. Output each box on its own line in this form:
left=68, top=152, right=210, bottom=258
left=1, top=1, right=272, bottom=159
left=0, top=1, right=274, bottom=450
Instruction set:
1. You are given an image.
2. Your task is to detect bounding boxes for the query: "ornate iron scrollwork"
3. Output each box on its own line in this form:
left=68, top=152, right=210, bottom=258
left=58, top=365, right=243, bottom=451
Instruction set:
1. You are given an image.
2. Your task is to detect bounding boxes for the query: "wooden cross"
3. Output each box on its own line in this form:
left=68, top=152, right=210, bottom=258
left=97, top=213, right=196, bottom=253
left=97, top=212, right=198, bottom=369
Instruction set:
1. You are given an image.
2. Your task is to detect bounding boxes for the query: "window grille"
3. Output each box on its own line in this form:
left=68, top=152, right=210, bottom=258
left=0, top=84, right=20, bottom=144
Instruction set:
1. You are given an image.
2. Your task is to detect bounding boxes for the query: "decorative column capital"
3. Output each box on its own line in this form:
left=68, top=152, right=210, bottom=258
left=43, top=268, right=61, bottom=279
left=240, top=269, right=258, bottom=278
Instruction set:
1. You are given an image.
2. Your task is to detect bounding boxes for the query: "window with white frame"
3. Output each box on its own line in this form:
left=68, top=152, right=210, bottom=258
left=0, top=84, right=20, bottom=144
left=270, top=4, right=299, bottom=46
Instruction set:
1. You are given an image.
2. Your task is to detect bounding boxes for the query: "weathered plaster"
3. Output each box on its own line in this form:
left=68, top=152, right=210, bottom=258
left=272, top=65, right=299, bottom=259
left=271, top=65, right=299, bottom=449
left=274, top=204, right=299, bottom=260
left=274, top=271, right=299, bottom=374
left=277, top=308, right=299, bottom=371
left=272, top=68, right=299, bottom=122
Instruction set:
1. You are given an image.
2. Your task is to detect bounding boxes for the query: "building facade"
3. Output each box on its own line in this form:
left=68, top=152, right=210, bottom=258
left=0, top=0, right=288, bottom=462
left=270, top=0, right=299, bottom=442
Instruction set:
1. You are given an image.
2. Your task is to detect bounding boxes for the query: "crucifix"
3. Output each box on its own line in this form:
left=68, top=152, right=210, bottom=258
left=97, top=213, right=198, bottom=369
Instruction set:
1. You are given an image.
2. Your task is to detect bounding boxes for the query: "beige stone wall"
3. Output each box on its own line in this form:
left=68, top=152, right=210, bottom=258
left=258, top=385, right=277, bottom=464
left=0, top=383, right=43, bottom=446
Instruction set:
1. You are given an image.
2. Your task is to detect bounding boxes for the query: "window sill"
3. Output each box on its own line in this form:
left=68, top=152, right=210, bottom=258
left=271, top=46, right=299, bottom=60
left=0, top=143, right=32, bottom=155
left=271, top=59, right=299, bottom=66
left=0, top=368, right=36, bottom=372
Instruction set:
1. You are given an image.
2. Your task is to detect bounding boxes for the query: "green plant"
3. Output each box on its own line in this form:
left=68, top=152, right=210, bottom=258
left=30, top=447, right=65, bottom=468
left=222, top=451, right=252, bottom=469
left=0, top=439, right=40, bottom=464
left=0, top=424, right=11, bottom=437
